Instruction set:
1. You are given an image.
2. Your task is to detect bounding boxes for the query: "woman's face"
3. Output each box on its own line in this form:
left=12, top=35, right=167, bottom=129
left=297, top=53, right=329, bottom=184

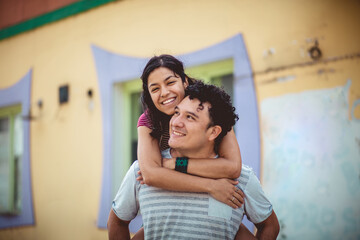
left=147, top=67, right=188, bottom=116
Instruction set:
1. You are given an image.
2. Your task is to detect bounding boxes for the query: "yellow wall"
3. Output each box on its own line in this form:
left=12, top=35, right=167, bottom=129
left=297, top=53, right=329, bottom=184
left=0, top=0, right=359, bottom=239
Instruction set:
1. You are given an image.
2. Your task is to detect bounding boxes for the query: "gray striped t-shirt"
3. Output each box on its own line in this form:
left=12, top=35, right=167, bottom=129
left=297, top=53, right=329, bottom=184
left=112, top=149, right=273, bottom=239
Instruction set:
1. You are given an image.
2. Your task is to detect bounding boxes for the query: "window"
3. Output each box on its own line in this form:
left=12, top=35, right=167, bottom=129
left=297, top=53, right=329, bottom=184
left=112, top=79, right=142, bottom=198
left=0, top=70, right=34, bottom=228
left=0, top=104, right=22, bottom=215
left=187, top=58, right=234, bottom=100
left=210, top=74, right=234, bottom=102
left=130, top=91, right=142, bottom=164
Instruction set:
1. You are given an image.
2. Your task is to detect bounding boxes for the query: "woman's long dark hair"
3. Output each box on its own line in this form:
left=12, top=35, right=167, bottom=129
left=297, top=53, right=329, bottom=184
left=140, top=54, right=195, bottom=139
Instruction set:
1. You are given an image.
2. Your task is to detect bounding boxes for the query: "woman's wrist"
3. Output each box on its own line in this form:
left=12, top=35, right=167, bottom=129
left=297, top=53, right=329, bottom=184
left=162, top=158, right=176, bottom=170
left=206, top=179, right=215, bottom=195
left=175, top=157, right=189, bottom=173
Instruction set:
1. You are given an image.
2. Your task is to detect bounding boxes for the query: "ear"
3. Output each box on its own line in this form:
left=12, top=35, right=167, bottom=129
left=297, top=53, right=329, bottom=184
left=208, top=125, right=222, bottom=142
left=183, top=78, right=189, bottom=88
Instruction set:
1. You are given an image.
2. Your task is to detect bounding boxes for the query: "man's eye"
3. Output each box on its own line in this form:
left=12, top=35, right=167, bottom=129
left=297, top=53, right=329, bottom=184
left=174, top=111, right=179, bottom=116
left=187, top=115, right=194, bottom=120
left=167, top=81, right=176, bottom=85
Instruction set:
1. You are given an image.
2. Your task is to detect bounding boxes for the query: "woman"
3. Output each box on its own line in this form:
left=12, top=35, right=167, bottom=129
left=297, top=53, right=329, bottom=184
left=133, top=54, right=254, bottom=239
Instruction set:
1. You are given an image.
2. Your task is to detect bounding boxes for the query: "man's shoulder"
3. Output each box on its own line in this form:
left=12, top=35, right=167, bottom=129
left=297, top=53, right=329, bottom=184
left=161, top=148, right=172, bottom=158
left=131, top=160, right=140, bottom=170
left=236, top=164, right=256, bottom=189
left=127, top=160, right=140, bottom=178
left=238, top=165, right=273, bottom=224
left=239, top=164, right=254, bottom=178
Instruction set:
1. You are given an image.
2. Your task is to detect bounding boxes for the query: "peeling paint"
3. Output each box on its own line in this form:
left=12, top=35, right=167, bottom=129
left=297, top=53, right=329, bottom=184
left=276, top=75, right=296, bottom=82
left=299, top=48, right=306, bottom=58
left=317, top=68, right=335, bottom=75
left=261, top=80, right=360, bottom=239
left=260, top=75, right=297, bottom=85
left=263, top=47, right=276, bottom=58
left=351, top=98, right=360, bottom=121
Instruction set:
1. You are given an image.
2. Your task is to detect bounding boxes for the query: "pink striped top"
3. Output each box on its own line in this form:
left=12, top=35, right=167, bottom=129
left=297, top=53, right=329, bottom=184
left=137, top=112, right=152, bottom=129
left=137, top=112, right=170, bottom=151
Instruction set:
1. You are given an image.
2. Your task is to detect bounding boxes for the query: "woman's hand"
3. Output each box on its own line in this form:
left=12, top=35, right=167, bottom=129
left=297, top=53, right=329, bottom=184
left=208, top=178, right=244, bottom=209
left=136, top=170, right=145, bottom=184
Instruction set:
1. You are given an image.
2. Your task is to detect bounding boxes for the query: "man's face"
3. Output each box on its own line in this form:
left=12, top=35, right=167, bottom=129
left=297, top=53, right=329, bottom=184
left=168, top=96, right=216, bottom=154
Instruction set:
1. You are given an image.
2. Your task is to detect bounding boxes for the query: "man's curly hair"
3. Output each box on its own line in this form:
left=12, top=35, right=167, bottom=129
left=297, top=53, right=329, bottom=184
left=185, top=81, right=239, bottom=152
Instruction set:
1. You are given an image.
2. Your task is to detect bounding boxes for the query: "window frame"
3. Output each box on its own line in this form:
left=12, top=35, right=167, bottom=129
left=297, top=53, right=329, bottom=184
left=0, top=104, right=22, bottom=215
left=0, top=70, right=34, bottom=229
left=93, top=34, right=260, bottom=230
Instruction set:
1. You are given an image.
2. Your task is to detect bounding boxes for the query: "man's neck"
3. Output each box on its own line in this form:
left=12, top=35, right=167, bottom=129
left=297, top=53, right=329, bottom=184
left=170, top=147, right=217, bottom=159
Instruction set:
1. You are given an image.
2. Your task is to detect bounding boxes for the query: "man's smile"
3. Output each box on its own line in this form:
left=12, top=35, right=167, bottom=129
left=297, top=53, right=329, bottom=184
left=171, top=130, right=186, bottom=137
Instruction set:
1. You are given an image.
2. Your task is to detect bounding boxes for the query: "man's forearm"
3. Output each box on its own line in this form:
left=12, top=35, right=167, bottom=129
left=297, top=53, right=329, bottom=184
left=234, top=223, right=256, bottom=240
left=108, top=210, right=131, bottom=240
left=255, top=211, right=280, bottom=240
left=255, top=226, right=278, bottom=240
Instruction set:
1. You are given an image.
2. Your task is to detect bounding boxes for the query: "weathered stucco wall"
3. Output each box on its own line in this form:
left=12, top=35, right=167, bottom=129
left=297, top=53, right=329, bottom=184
left=0, top=0, right=359, bottom=239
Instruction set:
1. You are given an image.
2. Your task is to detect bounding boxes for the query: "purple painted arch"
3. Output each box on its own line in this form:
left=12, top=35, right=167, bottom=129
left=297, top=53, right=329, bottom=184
left=0, top=70, right=34, bottom=228
left=92, top=34, right=260, bottom=229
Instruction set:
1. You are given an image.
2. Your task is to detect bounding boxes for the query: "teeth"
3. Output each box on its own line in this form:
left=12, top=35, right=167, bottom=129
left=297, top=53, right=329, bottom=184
left=173, top=131, right=185, bottom=136
left=162, top=98, right=175, bottom=105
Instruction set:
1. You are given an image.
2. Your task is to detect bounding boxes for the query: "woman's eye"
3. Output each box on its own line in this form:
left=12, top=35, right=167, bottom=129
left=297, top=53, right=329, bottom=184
left=187, top=115, right=194, bottom=120
left=167, top=81, right=176, bottom=85
left=150, top=88, right=159, bottom=93
left=174, top=111, right=179, bottom=116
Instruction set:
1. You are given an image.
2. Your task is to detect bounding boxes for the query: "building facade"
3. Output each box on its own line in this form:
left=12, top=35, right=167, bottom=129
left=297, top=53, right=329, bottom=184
left=0, top=0, right=359, bottom=239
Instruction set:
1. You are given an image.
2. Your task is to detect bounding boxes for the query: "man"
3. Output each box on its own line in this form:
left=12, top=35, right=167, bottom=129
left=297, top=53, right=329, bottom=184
left=108, top=81, right=280, bottom=239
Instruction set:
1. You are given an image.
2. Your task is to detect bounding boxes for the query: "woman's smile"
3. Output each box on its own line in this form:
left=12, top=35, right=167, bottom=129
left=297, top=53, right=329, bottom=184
left=161, top=97, right=176, bottom=105
left=148, top=67, right=188, bottom=115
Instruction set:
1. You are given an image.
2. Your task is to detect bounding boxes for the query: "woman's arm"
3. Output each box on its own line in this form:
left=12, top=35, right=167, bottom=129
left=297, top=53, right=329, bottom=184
left=163, top=129, right=242, bottom=179
left=137, top=126, right=243, bottom=208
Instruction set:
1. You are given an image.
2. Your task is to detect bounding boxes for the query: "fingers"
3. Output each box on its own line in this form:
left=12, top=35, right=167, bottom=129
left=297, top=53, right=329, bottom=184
left=236, top=192, right=244, bottom=205
left=235, top=187, right=245, bottom=202
left=227, top=200, right=238, bottom=209
left=229, top=187, right=245, bottom=208
left=212, top=179, right=244, bottom=209
left=225, top=181, right=244, bottom=208
left=136, top=170, right=144, bottom=183
left=232, top=192, right=244, bottom=207
left=136, top=176, right=145, bottom=185
left=236, top=187, right=245, bottom=198
left=227, top=179, right=239, bottom=185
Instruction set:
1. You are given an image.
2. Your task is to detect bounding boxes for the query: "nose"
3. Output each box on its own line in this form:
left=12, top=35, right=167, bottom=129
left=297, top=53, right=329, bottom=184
left=171, top=114, right=184, bottom=128
left=161, top=86, right=170, bottom=97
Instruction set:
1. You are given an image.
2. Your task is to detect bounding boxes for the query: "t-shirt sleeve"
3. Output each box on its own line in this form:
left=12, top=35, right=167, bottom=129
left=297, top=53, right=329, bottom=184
left=112, top=161, right=140, bottom=221
left=137, top=112, right=153, bottom=129
left=243, top=170, right=273, bottom=224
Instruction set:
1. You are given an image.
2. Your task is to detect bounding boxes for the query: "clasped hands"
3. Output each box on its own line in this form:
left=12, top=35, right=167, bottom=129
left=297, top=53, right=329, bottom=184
left=135, top=158, right=245, bottom=209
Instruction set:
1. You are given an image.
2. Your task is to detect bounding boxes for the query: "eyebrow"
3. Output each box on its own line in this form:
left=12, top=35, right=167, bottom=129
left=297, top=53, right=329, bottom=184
left=175, top=106, right=199, bottom=119
left=187, top=111, right=199, bottom=119
left=148, top=75, right=178, bottom=88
